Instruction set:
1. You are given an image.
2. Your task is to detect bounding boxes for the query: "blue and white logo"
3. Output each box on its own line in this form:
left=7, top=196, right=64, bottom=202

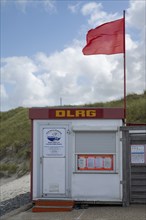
left=47, top=129, right=62, bottom=142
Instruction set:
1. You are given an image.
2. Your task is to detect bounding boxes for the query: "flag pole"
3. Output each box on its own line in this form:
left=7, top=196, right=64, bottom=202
left=123, top=10, right=126, bottom=124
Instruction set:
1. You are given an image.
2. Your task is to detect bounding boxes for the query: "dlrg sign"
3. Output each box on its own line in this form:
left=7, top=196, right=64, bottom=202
left=55, top=109, right=96, bottom=118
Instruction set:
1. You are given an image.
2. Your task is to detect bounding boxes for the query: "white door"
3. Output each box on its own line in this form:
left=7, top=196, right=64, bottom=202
left=42, top=126, right=68, bottom=197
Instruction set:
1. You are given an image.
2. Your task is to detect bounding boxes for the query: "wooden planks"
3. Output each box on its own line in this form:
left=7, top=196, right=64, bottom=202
left=131, top=165, right=146, bottom=204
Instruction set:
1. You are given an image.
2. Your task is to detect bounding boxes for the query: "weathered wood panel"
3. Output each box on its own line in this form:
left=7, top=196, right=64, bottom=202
left=131, top=165, right=146, bottom=204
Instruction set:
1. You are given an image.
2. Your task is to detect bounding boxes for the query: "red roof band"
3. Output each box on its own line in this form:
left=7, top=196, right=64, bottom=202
left=29, top=108, right=124, bottom=120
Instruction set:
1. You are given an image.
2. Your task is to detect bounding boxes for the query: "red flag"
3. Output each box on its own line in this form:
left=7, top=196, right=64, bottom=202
left=82, top=18, right=124, bottom=55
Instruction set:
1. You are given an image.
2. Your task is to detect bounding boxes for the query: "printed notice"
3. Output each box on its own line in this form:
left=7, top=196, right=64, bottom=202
left=95, top=157, right=103, bottom=168
left=131, top=145, right=144, bottom=153
left=78, top=157, right=86, bottom=169
left=77, top=154, right=114, bottom=171
left=87, top=157, right=94, bottom=168
left=131, top=153, right=144, bottom=163
left=43, top=128, right=65, bottom=157
left=131, top=145, right=145, bottom=164
left=104, top=157, right=112, bottom=169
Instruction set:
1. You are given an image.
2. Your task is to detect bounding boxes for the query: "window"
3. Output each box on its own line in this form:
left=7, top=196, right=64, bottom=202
left=75, top=131, right=116, bottom=172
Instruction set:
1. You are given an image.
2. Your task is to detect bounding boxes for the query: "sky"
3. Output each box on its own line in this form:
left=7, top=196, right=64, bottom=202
left=0, top=0, right=146, bottom=111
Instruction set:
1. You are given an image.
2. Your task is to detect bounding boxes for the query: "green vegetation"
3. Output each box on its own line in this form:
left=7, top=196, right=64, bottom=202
left=125, top=92, right=146, bottom=123
left=0, top=107, right=31, bottom=177
left=84, top=91, right=146, bottom=123
left=0, top=92, right=146, bottom=177
left=0, top=163, right=18, bottom=175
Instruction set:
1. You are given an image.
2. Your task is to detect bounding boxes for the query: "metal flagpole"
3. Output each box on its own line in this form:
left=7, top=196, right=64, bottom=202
left=123, top=10, right=126, bottom=124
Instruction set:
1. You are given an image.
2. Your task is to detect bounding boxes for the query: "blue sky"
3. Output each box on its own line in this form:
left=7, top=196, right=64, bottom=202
left=1, top=0, right=129, bottom=57
left=1, top=0, right=146, bottom=111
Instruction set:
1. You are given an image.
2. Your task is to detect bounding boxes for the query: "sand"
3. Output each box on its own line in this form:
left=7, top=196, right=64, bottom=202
left=0, top=174, right=30, bottom=202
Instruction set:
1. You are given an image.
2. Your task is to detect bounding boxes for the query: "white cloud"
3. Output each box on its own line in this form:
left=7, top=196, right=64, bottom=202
left=1, top=47, right=128, bottom=111
left=1, top=56, right=48, bottom=109
left=81, top=2, right=102, bottom=15
left=81, top=2, right=119, bottom=26
left=0, top=84, right=8, bottom=99
left=68, top=2, right=81, bottom=13
left=127, top=0, right=146, bottom=29
left=1, top=0, right=57, bottom=13
left=0, top=84, right=8, bottom=111
left=126, top=34, right=138, bottom=51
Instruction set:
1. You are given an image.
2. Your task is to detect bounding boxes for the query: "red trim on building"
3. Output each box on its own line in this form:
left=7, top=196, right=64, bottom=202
left=30, top=120, right=33, bottom=200
left=126, top=123, right=146, bottom=126
left=29, top=107, right=124, bottom=120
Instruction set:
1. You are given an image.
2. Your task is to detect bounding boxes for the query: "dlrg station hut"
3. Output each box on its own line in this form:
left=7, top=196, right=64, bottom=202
left=29, top=107, right=125, bottom=211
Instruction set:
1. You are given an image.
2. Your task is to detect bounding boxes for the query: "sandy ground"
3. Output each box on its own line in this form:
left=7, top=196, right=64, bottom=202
left=0, top=174, right=30, bottom=202
left=0, top=174, right=146, bottom=220
left=1, top=204, right=146, bottom=220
